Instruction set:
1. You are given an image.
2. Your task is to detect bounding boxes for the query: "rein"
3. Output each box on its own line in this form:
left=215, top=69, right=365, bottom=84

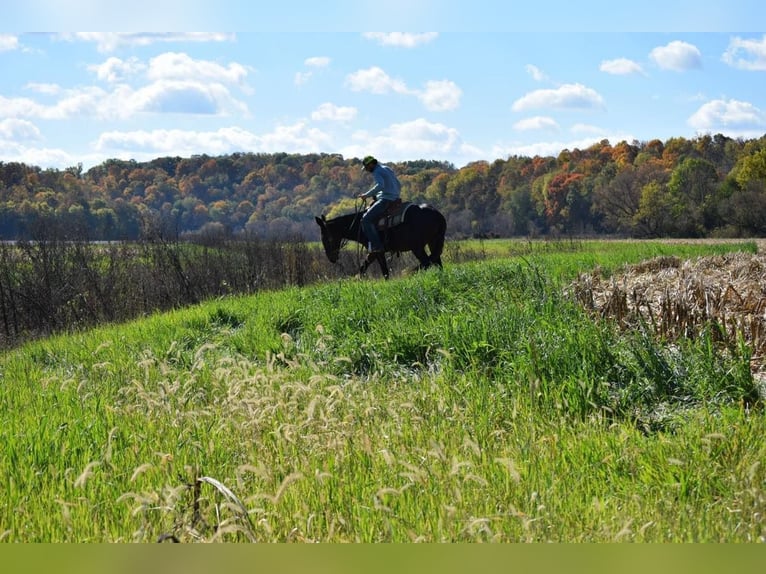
left=349, top=198, right=365, bottom=261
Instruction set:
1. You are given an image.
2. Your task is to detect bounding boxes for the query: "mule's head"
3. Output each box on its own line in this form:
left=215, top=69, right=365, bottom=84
left=315, top=215, right=342, bottom=263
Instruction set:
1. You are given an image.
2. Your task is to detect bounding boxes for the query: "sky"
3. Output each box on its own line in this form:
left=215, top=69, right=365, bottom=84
left=2, top=2, right=766, bottom=171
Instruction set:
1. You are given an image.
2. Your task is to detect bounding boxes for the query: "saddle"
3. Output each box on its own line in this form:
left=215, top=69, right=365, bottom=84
left=375, top=199, right=413, bottom=230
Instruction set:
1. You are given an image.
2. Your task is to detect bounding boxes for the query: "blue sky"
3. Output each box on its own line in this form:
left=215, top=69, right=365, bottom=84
left=2, top=2, right=766, bottom=170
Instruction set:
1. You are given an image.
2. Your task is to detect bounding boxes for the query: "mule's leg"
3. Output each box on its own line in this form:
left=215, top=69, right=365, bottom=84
left=376, top=252, right=390, bottom=279
left=359, top=252, right=376, bottom=276
left=411, top=245, right=432, bottom=270
left=427, top=242, right=443, bottom=269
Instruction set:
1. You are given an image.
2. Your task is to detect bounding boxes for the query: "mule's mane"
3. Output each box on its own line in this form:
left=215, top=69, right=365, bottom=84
left=326, top=211, right=360, bottom=226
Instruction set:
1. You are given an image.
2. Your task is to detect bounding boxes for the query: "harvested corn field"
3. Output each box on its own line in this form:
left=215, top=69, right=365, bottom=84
left=568, top=248, right=766, bottom=384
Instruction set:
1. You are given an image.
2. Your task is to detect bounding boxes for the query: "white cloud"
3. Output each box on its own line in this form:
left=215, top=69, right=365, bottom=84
left=25, top=83, right=63, bottom=95
left=345, top=66, right=411, bottom=95
left=295, top=56, right=330, bottom=86
left=0, top=89, right=104, bottom=120
left=600, top=58, right=645, bottom=75
left=80, top=53, right=252, bottom=116
left=95, top=123, right=335, bottom=157
left=1, top=72, right=249, bottom=122
left=688, top=98, right=766, bottom=135
left=650, top=40, right=702, bottom=71
left=96, top=126, right=255, bottom=154
left=256, top=122, right=334, bottom=153
left=513, top=116, right=559, bottom=132
left=311, top=102, right=358, bottom=122
left=526, top=64, right=548, bottom=82
left=305, top=56, right=330, bottom=68
left=147, top=52, right=249, bottom=85
left=363, top=32, right=438, bottom=48
left=344, top=118, right=464, bottom=161
left=722, top=34, right=766, bottom=71
left=0, top=118, right=42, bottom=142
left=0, top=34, right=19, bottom=52
left=511, top=83, right=605, bottom=112
left=88, top=57, right=145, bottom=83
left=346, top=68, right=461, bottom=111
left=417, top=80, right=462, bottom=112
left=0, top=142, right=75, bottom=170
left=57, top=32, right=234, bottom=53
left=128, top=80, right=248, bottom=116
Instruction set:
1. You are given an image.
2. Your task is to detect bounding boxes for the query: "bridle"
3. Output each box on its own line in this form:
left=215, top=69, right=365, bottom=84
left=327, top=198, right=384, bottom=268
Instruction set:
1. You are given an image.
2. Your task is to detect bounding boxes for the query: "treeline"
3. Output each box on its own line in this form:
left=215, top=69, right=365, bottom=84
left=2, top=132, right=766, bottom=241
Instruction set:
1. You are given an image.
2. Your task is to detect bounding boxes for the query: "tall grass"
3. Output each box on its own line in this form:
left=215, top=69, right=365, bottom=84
left=0, top=240, right=763, bottom=542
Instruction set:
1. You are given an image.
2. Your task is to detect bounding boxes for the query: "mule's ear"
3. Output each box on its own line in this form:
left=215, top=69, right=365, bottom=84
left=315, top=215, right=325, bottom=227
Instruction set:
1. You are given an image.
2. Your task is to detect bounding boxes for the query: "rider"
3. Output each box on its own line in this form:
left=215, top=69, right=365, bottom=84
left=358, top=155, right=401, bottom=254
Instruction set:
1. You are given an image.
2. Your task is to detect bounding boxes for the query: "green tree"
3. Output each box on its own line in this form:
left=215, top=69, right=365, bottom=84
left=734, top=147, right=766, bottom=190
left=634, top=181, right=675, bottom=237
left=667, top=158, right=719, bottom=236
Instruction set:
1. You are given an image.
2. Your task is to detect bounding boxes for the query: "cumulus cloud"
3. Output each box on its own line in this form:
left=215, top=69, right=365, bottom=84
left=345, top=68, right=460, bottom=111
left=0, top=142, right=75, bottom=170
left=363, top=32, right=438, bottom=48
left=1, top=77, right=248, bottom=121
left=417, top=80, right=462, bottom=112
left=256, top=122, right=334, bottom=152
left=2, top=50, right=252, bottom=123
left=147, top=52, right=249, bottom=85
left=311, top=102, right=357, bottom=122
left=650, top=40, right=702, bottom=71
left=688, top=98, right=766, bottom=136
left=513, top=116, right=559, bottom=132
left=128, top=80, right=248, bottom=116
left=0, top=89, right=104, bottom=120
left=0, top=118, right=43, bottom=142
left=88, top=57, right=145, bottom=83
left=345, top=66, right=411, bottom=95
left=722, top=34, right=766, bottom=71
left=511, top=83, right=605, bottom=112
left=600, top=58, right=645, bottom=75
left=25, top=83, right=63, bottom=95
left=344, top=118, right=465, bottom=161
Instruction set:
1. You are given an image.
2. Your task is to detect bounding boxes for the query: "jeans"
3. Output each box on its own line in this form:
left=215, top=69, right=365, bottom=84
left=361, top=198, right=391, bottom=252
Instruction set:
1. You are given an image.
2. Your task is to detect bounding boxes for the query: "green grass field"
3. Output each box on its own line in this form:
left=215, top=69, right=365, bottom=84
left=0, top=239, right=764, bottom=542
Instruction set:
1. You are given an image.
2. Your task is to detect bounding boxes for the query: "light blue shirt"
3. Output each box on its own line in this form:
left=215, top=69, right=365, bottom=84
left=362, top=164, right=401, bottom=201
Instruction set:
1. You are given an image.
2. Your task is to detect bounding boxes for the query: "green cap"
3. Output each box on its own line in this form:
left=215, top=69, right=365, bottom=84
left=362, top=155, right=377, bottom=169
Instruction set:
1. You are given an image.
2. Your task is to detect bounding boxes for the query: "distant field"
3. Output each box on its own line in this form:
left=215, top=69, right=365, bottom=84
left=0, top=239, right=764, bottom=542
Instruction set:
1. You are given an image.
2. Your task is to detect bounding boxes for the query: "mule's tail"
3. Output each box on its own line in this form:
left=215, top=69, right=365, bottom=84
left=429, top=209, right=447, bottom=268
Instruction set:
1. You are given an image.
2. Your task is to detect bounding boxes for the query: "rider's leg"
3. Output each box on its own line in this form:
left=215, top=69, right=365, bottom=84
left=360, top=199, right=389, bottom=252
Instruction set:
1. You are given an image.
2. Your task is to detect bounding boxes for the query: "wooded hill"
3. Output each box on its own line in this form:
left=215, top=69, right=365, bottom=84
left=2, top=132, right=766, bottom=241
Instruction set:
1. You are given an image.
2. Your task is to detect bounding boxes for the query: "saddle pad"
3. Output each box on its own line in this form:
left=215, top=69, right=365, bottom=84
left=377, top=202, right=414, bottom=229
